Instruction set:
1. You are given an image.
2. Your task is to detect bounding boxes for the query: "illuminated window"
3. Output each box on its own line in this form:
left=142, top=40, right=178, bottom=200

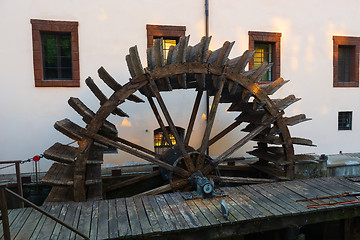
left=153, top=126, right=185, bottom=155
left=153, top=38, right=177, bottom=63
left=31, top=19, right=79, bottom=87
left=333, top=36, right=360, bottom=87
left=249, top=31, right=281, bottom=82
left=338, top=111, right=352, bottom=130
left=254, top=43, right=272, bottom=81
left=146, top=24, right=186, bottom=63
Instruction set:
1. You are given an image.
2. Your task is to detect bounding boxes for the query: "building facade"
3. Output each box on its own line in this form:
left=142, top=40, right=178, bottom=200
left=1, top=0, right=360, bottom=173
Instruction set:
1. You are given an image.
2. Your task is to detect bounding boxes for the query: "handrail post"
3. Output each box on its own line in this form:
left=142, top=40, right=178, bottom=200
left=14, top=162, right=23, bottom=208
left=0, top=184, right=11, bottom=240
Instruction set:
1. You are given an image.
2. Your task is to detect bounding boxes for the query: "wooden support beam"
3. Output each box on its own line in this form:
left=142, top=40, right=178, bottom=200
left=184, top=91, right=203, bottom=145
left=148, top=79, right=196, bottom=172
left=197, top=74, right=226, bottom=169
left=211, top=175, right=275, bottom=184
left=134, top=179, right=188, bottom=197
left=147, top=96, right=173, bottom=146
left=208, top=120, right=242, bottom=147
left=82, top=130, right=189, bottom=178
left=103, top=171, right=160, bottom=193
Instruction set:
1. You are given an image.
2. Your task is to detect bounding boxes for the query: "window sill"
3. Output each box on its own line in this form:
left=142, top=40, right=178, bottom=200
left=333, top=82, right=359, bottom=88
left=35, top=79, right=80, bottom=87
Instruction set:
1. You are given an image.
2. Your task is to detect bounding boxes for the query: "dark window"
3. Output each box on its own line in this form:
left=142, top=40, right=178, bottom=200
left=333, top=36, right=360, bottom=88
left=338, top=112, right=352, bottom=130
left=338, top=45, right=355, bottom=83
left=254, top=42, right=273, bottom=81
left=31, top=19, right=79, bottom=87
left=249, top=31, right=281, bottom=82
left=42, top=32, right=72, bottom=80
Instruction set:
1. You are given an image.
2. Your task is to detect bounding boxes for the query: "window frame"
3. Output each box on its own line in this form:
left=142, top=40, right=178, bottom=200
left=248, top=31, right=281, bottom=83
left=333, top=36, right=360, bottom=88
left=146, top=24, right=186, bottom=49
left=338, top=111, right=353, bottom=131
left=31, top=19, right=80, bottom=87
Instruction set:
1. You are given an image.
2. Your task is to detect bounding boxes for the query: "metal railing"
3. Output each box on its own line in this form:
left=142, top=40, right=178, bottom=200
left=0, top=184, right=89, bottom=240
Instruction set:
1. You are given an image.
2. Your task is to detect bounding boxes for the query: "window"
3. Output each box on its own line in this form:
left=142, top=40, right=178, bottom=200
left=338, top=111, right=352, bottom=130
left=31, top=19, right=79, bottom=87
left=153, top=126, right=184, bottom=155
left=333, top=36, right=360, bottom=87
left=249, top=31, right=281, bottom=82
left=146, top=24, right=186, bottom=63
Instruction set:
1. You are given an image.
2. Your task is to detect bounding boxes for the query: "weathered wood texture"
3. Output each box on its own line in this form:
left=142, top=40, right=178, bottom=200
left=4, top=176, right=360, bottom=240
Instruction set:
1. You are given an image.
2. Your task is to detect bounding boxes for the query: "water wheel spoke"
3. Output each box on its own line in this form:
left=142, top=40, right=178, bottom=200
left=184, top=90, right=203, bottom=146
left=82, top=129, right=190, bottom=178
left=147, top=96, right=173, bottom=146
left=196, top=75, right=226, bottom=169
left=134, top=179, right=188, bottom=197
left=148, top=79, right=196, bottom=172
left=207, top=120, right=242, bottom=147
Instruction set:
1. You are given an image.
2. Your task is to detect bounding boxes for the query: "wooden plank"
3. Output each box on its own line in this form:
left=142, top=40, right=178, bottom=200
left=133, top=197, right=153, bottom=235
left=76, top=202, right=92, bottom=239
left=253, top=184, right=298, bottom=214
left=43, top=142, right=77, bottom=165
left=35, top=204, right=63, bottom=239
left=147, top=195, right=174, bottom=232
left=85, top=77, right=129, bottom=117
left=199, top=198, right=228, bottom=224
left=190, top=197, right=220, bottom=225
left=89, top=201, right=99, bottom=240
left=54, top=118, right=83, bottom=142
left=239, top=185, right=285, bottom=215
left=0, top=208, right=23, bottom=239
left=279, top=180, right=328, bottom=210
left=162, top=194, right=190, bottom=229
left=56, top=203, right=79, bottom=240
left=68, top=203, right=82, bottom=240
left=268, top=182, right=312, bottom=213
left=126, top=197, right=142, bottom=236
left=141, top=196, right=162, bottom=233
left=97, top=66, right=144, bottom=103
left=103, top=171, right=160, bottom=193
left=223, top=187, right=267, bottom=219
left=108, top=199, right=119, bottom=239
left=29, top=206, right=52, bottom=240
left=168, top=192, right=202, bottom=229
left=178, top=193, right=211, bottom=227
left=50, top=204, right=69, bottom=240
left=209, top=196, right=238, bottom=222
left=273, top=95, right=301, bottom=111
left=264, top=77, right=289, bottom=95
left=96, top=200, right=109, bottom=240
left=285, top=114, right=311, bottom=126
left=291, top=137, right=316, bottom=147
left=115, top=198, right=131, bottom=237
left=10, top=208, right=33, bottom=239
left=12, top=207, right=43, bottom=240
left=155, top=194, right=184, bottom=230
left=208, top=120, right=242, bottom=147
left=215, top=193, right=248, bottom=221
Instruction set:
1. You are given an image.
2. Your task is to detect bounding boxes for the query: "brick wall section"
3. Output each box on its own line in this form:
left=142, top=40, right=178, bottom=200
left=248, top=31, right=281, bottom=83
left=146, top=24, right=186, bottom=48
left=333, top=36, right=360, bottom=88
left=31, top=19, right=80, bottom=87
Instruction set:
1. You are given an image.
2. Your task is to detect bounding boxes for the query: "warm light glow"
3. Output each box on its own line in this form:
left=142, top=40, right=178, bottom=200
left=201, top=113, right=207, bottom=120
left=121, top=118, right=132, bottom=127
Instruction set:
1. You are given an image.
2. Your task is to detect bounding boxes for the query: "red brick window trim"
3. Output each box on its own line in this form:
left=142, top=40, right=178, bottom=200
left=333, top=36, right=360, bottom=88
left=31, top=19, right=80, bottom=87
left=248, top=31, right=281, bottom=83
left=146, top=24, right=186, bottom=48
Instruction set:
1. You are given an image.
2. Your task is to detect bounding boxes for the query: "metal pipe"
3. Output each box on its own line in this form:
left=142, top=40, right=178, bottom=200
left=205, top=0, right=210, bottom=155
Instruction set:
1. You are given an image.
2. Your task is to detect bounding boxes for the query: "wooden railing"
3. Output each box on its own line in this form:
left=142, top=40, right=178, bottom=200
left=0, top=184, right=89, bottom=240
left=0, top=160, right=23, bottom=208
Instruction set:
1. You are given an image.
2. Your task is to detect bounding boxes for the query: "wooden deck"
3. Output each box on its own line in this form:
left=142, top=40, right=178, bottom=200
left=2, top=176, right=360, bottom=240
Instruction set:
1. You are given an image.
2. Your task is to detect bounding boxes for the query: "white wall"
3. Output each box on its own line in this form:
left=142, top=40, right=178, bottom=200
left=0, top=0, right=359, bottom=173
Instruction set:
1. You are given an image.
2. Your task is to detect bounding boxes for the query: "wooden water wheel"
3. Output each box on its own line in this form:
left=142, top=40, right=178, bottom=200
left=42, top=36, right=315, bottom=202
